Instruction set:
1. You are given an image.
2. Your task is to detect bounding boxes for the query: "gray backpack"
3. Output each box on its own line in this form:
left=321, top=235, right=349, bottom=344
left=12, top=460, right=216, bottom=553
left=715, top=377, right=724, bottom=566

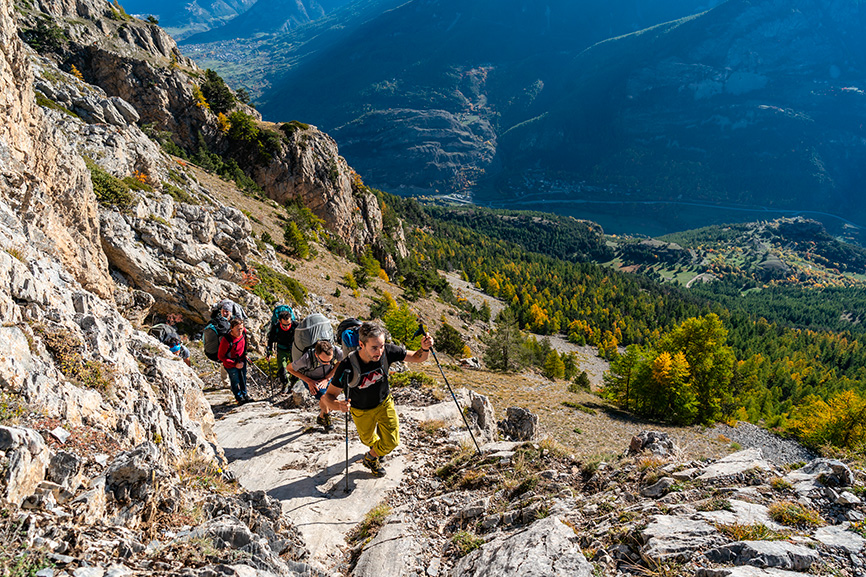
left=292, top=313, right=334, bottom=362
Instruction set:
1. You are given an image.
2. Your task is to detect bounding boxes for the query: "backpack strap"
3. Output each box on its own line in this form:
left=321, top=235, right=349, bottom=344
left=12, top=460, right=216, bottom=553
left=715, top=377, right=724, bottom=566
left=346, top=348, right=390, bottom=389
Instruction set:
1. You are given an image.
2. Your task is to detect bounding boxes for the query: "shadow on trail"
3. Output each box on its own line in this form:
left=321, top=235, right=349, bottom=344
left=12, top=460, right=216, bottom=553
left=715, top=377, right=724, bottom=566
left=223, top=426, right=309, bottom=462
left=269, top=454, right=366, bottom=506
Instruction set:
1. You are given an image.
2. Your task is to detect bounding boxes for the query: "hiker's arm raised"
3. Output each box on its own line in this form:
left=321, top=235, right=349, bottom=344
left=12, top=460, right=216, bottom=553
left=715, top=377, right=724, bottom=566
left=405, top=335, right=434, bottom=363
left=322, top=383, right=349, bottom=412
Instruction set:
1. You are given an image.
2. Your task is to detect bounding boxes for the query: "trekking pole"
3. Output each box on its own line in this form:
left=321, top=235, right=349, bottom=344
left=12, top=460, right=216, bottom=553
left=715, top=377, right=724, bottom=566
left=248, top=357, right=266, bottom=392
left=414, top=322, right=481, bottom=455
left=344, top=386, right=350, bottom=493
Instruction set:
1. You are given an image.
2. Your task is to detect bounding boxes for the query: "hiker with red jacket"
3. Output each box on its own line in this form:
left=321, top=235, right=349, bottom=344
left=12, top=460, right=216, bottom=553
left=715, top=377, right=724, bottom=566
left=218, top=318, right=251, bottom=404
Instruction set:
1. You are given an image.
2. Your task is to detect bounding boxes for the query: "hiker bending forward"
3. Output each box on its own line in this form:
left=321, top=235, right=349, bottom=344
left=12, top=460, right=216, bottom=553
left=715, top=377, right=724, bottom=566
left=286, top=340, right=343, bottom=432
left=323, top=323, right=433, bottom=477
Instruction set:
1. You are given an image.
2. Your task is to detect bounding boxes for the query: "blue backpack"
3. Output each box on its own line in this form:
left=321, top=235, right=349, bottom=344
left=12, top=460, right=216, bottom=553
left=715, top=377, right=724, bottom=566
left=336, top=318, right=362, bottom=356
left=270, top=304, right=296, bottom=330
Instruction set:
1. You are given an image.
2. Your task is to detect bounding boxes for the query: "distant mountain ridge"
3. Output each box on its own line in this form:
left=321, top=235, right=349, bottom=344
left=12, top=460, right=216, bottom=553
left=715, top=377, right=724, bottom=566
left=255, top=0, right=720, bottom=195
left=495, top=0, right=866, bottom=226
left=183, top=0, right=354, bottom=44
left=118, top=0, right=257, bottom=38
left=231, top=0, right=866, bottom=234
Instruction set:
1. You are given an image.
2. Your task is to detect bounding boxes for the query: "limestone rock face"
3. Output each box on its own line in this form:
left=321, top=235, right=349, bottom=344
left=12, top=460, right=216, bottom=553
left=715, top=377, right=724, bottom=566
left=18, top=0, right=227, bottom=150
left=251, top=123, right=408, bottom=260
left=0, top=0, right=110, bottom=296
left=19, top=0, right=405, bottom=265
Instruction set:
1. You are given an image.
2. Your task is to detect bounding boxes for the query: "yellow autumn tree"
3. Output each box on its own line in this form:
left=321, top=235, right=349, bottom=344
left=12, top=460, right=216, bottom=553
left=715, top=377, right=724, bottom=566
left=528, top=303, right=549, bottom=333
left=642, top=351, right=695, bottom=423
left=787, top=390, right=866, bottom=450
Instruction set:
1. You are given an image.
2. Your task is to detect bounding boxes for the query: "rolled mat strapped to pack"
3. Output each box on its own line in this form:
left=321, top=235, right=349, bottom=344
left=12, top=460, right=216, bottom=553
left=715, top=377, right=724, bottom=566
left=292, top=313, right=334, bottom=362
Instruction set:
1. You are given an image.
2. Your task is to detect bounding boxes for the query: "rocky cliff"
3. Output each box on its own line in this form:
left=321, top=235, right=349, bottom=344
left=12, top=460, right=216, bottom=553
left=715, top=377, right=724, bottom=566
left=15, top=0, right=403, bottom=269
left=1, top=0, right=109, bottom=297
left=0, top=0, right=395, bottom=573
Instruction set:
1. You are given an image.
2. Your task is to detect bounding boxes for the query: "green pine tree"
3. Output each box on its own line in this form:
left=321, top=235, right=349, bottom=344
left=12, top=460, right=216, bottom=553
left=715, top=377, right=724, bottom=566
left=481, top=309, right=527, bottom=372
left=542, top=349, right=565, bottom=380
left=284, top=221, right=310, bottom=259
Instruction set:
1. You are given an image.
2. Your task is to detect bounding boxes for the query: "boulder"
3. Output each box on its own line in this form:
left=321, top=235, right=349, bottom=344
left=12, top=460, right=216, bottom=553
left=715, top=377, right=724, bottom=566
left=0, top=426, right=51, bottom=505
left=498, top=407, right=539, bottom=442
left=784, top=459, right=855, bottom=492
left=629, top=430, right=676, bottom=456
left=452, top=516, right=593, bottom=577
left=469, top=390, right=497, bottom=442
left=641, top=477, right=676, bottom=498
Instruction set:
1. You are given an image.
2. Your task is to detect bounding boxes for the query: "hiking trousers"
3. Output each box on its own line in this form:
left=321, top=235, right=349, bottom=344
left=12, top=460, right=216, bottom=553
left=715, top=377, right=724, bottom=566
left=226, top=366, right=248, bottom=402
left=350, top=395, right=399, bottom=457
left=276, top=349, right=291, bottom=384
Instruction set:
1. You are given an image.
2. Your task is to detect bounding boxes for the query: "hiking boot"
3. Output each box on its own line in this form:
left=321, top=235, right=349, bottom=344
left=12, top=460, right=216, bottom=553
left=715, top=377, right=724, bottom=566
left=316, top=414, right=334, bottom=432
left=362, top=453, right=386, bottom=477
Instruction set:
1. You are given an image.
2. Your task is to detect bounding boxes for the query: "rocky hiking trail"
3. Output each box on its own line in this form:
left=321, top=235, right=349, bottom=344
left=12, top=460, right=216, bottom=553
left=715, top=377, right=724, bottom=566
left=204, top=370, right=476, bottom=574
left=199, top=358, right=866, bottom=577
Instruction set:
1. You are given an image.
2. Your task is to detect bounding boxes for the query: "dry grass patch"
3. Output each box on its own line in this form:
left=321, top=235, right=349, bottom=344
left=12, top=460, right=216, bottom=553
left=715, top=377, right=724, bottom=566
left=768, top=500, right=824, bottom=528
left=715, top=522, right=788, bottom=541
left=177, top=455, right=239, bottom=496
left=696, top=496, right=733, bottom=512
left=413, top=363, right=730, bottom=464
left=637, top=455, right=669, bottom=471
left=451, top=530, right=484, bottom=557
left=769, top=476, right=793, bottom=492
left=0, top=512, right=56, bottom=577
left=347, top=502, right=391, bottom=546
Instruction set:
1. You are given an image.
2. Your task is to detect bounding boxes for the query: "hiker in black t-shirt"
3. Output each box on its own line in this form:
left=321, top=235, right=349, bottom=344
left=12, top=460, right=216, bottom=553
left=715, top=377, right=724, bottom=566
left=323, top=322, right=433, bottom=477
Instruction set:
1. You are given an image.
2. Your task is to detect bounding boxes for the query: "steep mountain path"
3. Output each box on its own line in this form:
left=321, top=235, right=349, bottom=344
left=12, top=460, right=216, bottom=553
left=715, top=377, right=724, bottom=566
left=205, top=381, right=469, bottom=571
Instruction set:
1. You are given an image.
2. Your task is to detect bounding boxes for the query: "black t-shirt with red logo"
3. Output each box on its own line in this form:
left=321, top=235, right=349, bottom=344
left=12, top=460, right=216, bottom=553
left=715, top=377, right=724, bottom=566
left=332, top=344, right=406, bottom=410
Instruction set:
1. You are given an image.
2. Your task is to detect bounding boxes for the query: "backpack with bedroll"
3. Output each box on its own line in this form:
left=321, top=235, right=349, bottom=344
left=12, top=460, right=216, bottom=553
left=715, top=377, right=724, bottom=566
left=292, top=313, right=334, bottom=362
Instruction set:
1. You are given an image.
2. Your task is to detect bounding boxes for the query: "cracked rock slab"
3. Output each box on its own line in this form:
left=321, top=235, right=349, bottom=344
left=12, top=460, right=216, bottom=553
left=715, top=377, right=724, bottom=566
left=704, top=540, right=818, bottom=571
left=353, top=516, right=419, bottom=577
left=697, top=567, right=810, bottom=577
left=812, top=523, right=865, bottom=554
left=697, top=448, right=772, bottom=481
left=641, top=515, right=724, bottom=562
left=452, top=516, right=592, bottom=577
